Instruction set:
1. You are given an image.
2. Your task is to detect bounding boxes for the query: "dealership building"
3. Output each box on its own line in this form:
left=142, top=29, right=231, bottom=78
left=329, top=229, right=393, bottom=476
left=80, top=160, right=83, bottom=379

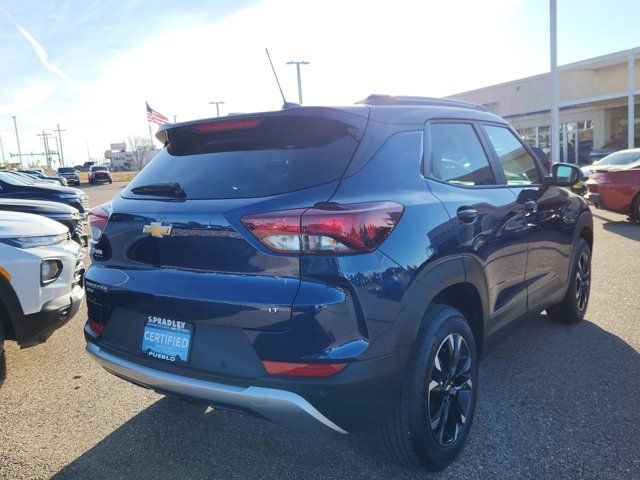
left=448, top=47, right=639, bottom=163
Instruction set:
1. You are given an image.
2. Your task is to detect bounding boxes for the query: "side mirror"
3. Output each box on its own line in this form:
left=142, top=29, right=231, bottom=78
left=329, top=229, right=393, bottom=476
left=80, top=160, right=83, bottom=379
left=551, top=163, right=583, bottom=187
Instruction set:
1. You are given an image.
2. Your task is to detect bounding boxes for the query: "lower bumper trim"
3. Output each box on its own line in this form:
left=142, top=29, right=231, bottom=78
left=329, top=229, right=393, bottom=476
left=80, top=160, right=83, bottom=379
left=85, top=342, right=347, bottom=434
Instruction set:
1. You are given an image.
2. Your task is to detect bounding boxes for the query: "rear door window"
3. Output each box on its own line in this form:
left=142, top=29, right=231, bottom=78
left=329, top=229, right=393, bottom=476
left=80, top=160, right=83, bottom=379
left=429, top=122, right=497, bottom=186
left=124, top=115, right=362, bottom=200
left=483, top=125, right=542, bottom=185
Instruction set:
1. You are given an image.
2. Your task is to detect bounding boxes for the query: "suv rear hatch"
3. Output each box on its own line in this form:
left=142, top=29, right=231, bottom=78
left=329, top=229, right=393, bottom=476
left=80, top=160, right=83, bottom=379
left=88, top=107, right=368, bottom=334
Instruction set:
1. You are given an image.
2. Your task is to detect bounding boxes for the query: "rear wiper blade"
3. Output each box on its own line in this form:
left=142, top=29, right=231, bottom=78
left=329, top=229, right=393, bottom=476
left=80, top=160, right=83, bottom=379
left=131, top=182, right=186, bottom=198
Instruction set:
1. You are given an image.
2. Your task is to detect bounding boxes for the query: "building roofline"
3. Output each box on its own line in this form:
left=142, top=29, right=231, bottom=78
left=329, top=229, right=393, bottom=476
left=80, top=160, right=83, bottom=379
left=447, top=46, right=640, bottom=98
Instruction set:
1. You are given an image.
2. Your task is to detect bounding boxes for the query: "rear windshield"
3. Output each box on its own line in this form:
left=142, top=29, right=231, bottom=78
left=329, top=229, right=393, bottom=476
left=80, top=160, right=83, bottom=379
left=58, top=167, right=76, bottom=173
left=596, top=151, right=640, bottom=166
left=123, top=115, right=361, bottom=200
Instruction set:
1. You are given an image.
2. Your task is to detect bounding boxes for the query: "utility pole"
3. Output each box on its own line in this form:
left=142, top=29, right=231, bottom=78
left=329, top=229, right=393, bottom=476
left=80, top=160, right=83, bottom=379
left=209, top=101, right=224, bottom=117
left=53, top=123, right=66, bottom=166
left=12, top=116, right=22, bottom=167
left=173, top=115, right=177, bottom=123
left=52, top=136, right=60, bottom=168
left=550, top=0, right=560, bottom=165
left=37, top=131, right=53, bottom=168
left=286, top=60, right=309, bottom=104
left=0, top=133, right=5, bottom=165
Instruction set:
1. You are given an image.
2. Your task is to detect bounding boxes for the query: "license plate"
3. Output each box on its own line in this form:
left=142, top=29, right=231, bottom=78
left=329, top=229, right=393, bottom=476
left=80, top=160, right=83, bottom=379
left=141, top=316, right=193, bottom=364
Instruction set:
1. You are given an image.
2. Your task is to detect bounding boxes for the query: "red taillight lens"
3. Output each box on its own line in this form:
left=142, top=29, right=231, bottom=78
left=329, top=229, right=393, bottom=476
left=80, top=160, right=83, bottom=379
left=241, top=202, right=403, bottom=254
left=87, top=318, right=104, bottom=335
left=191, top=117, right=263, bottom=133
left=88, top=202, right=111, bottom=240
left=262, top=361, right=347, bottom=377
left=591, top=173, right=612, bottom=183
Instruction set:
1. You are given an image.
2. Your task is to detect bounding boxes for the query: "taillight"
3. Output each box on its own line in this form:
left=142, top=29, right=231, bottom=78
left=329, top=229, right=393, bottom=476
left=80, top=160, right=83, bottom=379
left=262, top=360, right=346, bottom=377
left=241, top=202, right=403, bottom=254
left=87, top=318, right=104, bottom=335
left=591, top=173, right=612, bottom=183
left=88, top=202, right=111, bottom=240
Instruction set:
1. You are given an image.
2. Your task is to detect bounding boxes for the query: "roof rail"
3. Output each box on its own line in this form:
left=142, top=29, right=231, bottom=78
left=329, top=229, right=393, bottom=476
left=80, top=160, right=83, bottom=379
left=356, top=94, right=487, bottom=111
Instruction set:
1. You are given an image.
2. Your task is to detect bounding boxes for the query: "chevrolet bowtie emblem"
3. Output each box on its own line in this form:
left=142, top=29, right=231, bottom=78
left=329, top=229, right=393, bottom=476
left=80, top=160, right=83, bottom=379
left=143, top=222, right=172, bottom=238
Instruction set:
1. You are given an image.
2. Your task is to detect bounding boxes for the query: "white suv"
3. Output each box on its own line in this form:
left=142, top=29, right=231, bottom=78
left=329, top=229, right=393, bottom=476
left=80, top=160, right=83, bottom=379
left=0, top=211, right=85, bottom=354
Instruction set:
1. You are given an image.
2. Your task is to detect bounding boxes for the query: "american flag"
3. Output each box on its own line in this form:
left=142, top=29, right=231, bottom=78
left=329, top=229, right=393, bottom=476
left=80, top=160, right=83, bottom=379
left=146, top=102, right=170, bottom=125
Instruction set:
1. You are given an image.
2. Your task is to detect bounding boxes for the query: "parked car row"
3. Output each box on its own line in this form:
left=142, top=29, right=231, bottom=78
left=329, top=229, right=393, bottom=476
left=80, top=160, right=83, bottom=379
left=57, top=165, right=113, bottom=186
left=0, top=169, right=89, bottom=356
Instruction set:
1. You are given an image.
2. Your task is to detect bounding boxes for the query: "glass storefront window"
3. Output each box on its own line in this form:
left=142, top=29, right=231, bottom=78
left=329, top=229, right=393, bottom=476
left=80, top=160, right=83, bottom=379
left=517, top=121, right=593, bottom=165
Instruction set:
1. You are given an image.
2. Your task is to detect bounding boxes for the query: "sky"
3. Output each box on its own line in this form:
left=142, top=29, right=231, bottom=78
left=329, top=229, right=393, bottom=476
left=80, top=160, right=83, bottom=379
left=0, top=0, right=639, bottom=167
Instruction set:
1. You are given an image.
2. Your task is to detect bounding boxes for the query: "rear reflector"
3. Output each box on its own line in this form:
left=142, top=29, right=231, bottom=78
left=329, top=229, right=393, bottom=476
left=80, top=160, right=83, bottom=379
left=241, top=201, right=403, bottom=254
left=191, top=117, right=263, bottom=133
left=262, top=361, right=347, bottom=377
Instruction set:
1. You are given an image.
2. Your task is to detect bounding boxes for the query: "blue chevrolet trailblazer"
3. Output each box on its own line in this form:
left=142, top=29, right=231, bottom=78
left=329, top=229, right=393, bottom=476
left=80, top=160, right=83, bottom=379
left=84, top=95, right=592, bottom=470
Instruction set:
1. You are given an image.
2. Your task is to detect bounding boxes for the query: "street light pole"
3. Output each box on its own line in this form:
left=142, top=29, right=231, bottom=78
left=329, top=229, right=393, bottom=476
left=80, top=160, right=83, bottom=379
left=209, top=101, right=225, bottom=117
left=12, top=116, right=22, bottom=167
left=550, top=0, right=560, bottom=165
left=286, top=60, right=309, bottom=104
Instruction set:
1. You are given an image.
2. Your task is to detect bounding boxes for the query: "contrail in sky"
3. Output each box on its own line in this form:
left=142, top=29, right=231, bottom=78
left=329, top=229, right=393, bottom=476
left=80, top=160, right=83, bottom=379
left=0, top=4, right=82, bottom=94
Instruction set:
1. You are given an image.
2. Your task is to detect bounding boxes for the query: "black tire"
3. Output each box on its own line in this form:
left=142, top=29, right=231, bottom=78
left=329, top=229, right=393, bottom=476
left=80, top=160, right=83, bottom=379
left=631, top=194, right=640, bottom=221
left=108, top=179, right=113, bottom=184
left=381, top=304, right=478, bottom=471
left=547, top=238, right=591, bottom=323
left=0, top=317, right=5, bottom=358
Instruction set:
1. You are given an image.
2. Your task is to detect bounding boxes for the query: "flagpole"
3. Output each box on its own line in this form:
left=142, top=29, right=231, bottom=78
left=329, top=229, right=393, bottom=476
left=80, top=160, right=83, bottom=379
left=148, top=121, right=154, bottom=147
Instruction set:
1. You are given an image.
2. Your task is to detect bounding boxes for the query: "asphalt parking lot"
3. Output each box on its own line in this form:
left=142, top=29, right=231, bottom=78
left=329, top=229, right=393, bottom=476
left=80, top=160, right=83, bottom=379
left=1, top=181, right=639, bottom=479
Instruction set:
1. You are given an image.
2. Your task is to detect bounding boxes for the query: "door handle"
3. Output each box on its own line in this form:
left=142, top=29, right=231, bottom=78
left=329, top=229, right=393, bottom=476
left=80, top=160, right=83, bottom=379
left=523, top=200, right=538, bottom=213
left=457, top=207, right=478, bottom=223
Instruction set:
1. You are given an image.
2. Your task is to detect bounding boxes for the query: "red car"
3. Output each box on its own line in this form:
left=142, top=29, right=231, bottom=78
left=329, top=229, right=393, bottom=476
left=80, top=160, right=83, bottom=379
left=586, top=160, right=640, bottom=220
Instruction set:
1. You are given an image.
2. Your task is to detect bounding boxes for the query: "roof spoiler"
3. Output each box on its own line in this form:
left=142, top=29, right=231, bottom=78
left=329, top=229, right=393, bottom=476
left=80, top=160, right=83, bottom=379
left=356, top=94, right=487, bottom=111
left=155, top=106, right=370, bottom=145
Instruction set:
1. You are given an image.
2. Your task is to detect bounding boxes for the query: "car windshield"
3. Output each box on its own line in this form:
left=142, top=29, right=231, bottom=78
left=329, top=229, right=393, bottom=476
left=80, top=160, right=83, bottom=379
left=92, top=166, right=108, bottom=171
left=594, top=151, right=640, bottom=166
left=58, top=168, right=76, bottom=173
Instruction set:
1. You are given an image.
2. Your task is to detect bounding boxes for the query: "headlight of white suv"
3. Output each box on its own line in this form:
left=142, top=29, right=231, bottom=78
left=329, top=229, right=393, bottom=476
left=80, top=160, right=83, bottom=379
left=0, top=232, right=70, bottom=249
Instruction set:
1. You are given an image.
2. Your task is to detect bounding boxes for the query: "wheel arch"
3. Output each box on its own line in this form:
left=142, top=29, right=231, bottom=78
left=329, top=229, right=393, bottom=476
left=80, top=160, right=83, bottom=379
left=394, top=256, right=489, bottom=355
left=630, top=191, right=640, bottom=219
left=574, top=210, right=594, bottom=252
left=0, top=275, right=23, bottom=342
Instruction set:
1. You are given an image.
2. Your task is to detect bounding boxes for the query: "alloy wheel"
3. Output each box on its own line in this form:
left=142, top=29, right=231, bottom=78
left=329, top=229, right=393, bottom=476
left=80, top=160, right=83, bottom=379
left=427, top=333, right=474, bottom=446
left=575, top=250, right=590, bottom=312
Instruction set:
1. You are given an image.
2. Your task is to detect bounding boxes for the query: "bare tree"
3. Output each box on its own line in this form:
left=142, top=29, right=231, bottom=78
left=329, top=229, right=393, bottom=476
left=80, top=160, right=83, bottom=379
left=127, top=136, right=153, bottom=171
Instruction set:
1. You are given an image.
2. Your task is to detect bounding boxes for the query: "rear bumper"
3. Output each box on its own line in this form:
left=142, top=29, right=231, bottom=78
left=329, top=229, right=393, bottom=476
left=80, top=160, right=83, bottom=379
left=85, top=341, right=348, bottom=434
